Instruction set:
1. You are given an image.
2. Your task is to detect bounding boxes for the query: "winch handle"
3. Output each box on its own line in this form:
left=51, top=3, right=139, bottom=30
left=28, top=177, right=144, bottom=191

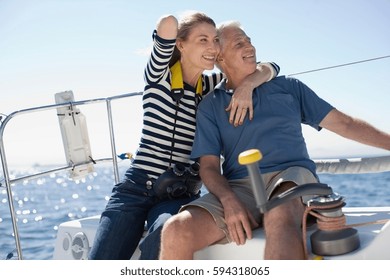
left=238, top=149, right=268, bottom=213
left=239, top=149, right=334, bottom=213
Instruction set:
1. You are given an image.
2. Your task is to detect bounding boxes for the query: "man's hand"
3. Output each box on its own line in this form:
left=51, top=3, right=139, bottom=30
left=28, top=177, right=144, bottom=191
left=221, top=194, right=259, bottom=245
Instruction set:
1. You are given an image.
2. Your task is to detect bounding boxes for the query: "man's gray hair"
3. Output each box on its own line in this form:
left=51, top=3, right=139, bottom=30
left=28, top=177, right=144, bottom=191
left=216, top=20, right=243, bottom=43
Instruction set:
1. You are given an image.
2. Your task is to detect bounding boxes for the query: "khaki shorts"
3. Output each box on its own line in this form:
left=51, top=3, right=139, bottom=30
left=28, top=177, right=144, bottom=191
left=180, top=166, right=318, bottom=244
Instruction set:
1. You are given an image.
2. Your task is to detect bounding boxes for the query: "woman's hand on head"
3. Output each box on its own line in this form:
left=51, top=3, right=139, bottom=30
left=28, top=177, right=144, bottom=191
left=156, top=15, right=178, bottom=39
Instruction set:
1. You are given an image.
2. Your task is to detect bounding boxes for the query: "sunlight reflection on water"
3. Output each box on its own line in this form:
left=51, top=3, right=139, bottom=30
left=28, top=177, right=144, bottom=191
left=0, top=163, right=389, bottom=259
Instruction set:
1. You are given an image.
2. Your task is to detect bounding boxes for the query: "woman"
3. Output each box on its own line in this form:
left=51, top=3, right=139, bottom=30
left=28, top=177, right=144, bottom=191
left=88, top=12, right=279, bottom=260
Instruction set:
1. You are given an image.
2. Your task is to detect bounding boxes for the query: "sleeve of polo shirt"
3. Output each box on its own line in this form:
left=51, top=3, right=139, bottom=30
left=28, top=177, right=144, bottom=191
left=290, top=77, right=335, bottom=130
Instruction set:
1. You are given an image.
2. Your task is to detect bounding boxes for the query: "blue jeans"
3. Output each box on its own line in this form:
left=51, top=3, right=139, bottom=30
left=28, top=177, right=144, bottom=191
left=88, top=167, right=198, bottom=260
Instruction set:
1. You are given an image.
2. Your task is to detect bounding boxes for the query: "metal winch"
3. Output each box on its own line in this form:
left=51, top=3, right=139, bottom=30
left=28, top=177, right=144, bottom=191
left=307, top=193, right=360, bottom=256
left=238, top=148, right=360, bottom=257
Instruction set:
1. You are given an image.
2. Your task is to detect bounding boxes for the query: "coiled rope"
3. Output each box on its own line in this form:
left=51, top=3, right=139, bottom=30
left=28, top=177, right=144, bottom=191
left=302, top=201, right=389, bottom=259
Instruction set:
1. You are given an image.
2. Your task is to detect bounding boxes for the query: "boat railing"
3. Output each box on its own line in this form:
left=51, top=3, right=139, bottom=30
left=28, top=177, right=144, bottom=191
left=315, top=155, right=390, bottom=174
left=0, top=91, right=142, bottom=260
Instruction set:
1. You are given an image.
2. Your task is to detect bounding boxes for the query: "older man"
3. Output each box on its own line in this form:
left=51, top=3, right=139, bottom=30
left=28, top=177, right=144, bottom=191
left=159, top=21, right=390, bottom=260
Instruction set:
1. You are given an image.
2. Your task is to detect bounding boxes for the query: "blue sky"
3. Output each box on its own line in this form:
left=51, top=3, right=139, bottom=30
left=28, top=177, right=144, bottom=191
left=0, top=0, right=389, bottom=166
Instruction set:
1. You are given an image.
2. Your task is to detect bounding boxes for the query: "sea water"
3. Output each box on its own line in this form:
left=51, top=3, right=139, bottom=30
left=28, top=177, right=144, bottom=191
left=1, top=162, right=389, bottom=260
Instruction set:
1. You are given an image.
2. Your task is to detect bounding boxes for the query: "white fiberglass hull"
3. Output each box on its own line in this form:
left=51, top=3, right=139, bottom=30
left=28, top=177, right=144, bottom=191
left=53, top=206, right=390, bottom=260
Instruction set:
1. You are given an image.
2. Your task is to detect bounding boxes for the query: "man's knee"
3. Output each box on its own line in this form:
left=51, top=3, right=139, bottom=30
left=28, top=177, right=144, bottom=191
left=162, top=210, right=194, bottom=240
left=264, top=197, right=304, bottom=230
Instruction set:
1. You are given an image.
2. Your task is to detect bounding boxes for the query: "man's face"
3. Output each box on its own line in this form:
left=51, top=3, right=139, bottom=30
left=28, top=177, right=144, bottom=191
left=219, top=27, right=257, bottom=75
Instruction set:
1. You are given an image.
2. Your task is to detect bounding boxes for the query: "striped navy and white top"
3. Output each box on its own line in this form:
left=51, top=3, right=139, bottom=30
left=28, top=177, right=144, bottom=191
left=131, top=31, right=279, bottom=179
left=131, top=32, right=222, bottom=179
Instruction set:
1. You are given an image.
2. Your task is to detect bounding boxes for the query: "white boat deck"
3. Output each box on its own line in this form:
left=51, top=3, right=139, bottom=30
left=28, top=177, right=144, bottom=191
left=53, top=207, right=390, bottom=260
